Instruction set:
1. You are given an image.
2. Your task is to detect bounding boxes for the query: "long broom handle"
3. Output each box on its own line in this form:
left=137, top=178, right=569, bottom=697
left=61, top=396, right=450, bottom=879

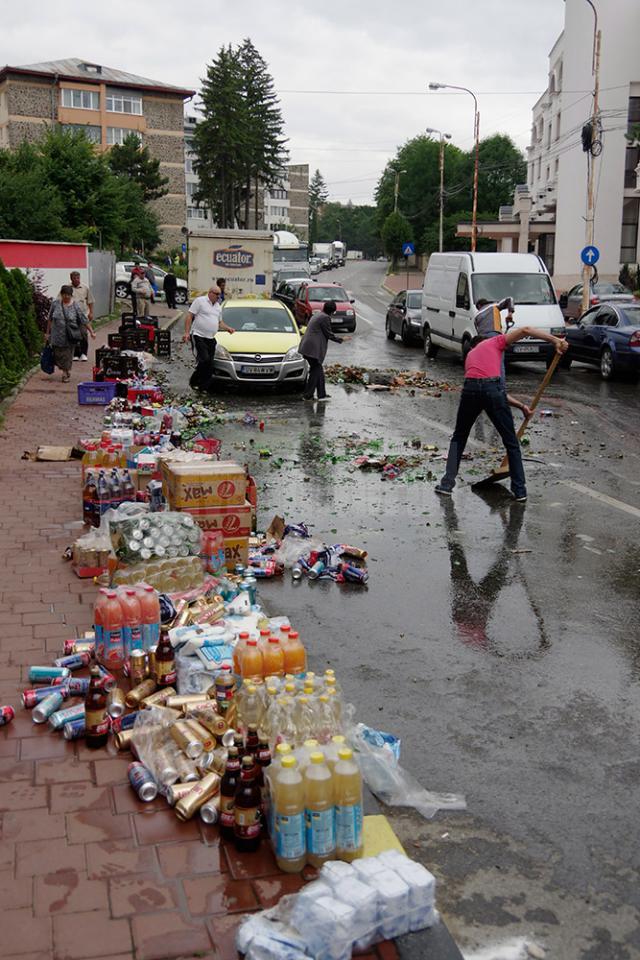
left=495, top=351, right=562, bottom=471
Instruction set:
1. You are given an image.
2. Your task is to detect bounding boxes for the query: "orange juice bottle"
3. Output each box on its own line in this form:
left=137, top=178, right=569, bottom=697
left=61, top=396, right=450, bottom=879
left=334, top=747, right=364, bottom=862
left=241, top=639, right=263, bottom=682
left=283, top=631, right=306, bottom=678
left=262, top=636, right=285, bottom=678
left=304, top=752, right=336, bottom=866
left=101, top=591, right=124, bottom=670
left=233, top=631, right=250, bottom=678
left=82, top=443, right=99, bottom=468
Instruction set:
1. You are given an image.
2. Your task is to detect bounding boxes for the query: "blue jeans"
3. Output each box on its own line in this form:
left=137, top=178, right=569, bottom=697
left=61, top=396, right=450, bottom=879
left=440, top=378, right=526, bottom=497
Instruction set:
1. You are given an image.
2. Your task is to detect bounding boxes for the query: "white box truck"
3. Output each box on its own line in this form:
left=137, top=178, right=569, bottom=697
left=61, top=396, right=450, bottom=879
left=188, top=230, right=274, bottom=300
left=421, top=252, right=566, bottom=364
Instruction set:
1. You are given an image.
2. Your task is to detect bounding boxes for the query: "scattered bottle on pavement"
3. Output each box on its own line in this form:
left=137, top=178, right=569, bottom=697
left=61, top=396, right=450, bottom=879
left=305, top=751, right=336, bottom=867
left=273, top=755, right=306, bottom=873
left=85, top=665, right=109, bottom=749
left=154, top=629, right=176, bottom=687
left=334, top=747, right=364, bottom=861
left=234, top=755, right=262, bottom=852
left=220, top=746, right=241, bottom=841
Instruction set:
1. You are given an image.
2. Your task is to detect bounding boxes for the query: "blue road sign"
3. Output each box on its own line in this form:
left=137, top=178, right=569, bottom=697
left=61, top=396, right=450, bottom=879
left=580, top=245, right=600, bottom=265
left=181, top=243, right=187, bottom=253
left=402, top=242, right=415, bottom=258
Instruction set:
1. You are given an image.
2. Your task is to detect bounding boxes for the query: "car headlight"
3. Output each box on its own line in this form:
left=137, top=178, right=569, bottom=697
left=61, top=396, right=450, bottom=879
left=284, top=347, right=302, bottom=361
left=345, top=309, right=355, bottom=318
left=551, top=327, right=567, bottom=336
left=216, top=344, right=232, bottom=362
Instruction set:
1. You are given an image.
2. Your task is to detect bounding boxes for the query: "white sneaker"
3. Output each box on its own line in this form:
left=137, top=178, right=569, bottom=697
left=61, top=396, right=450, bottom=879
left=73, top=356, right=79, bottom=361
left=80, top=354, right=88, bottom=361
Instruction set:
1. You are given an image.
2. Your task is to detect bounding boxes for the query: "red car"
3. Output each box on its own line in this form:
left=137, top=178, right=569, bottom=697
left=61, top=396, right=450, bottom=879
left=293, top=282, right=356, bottom=332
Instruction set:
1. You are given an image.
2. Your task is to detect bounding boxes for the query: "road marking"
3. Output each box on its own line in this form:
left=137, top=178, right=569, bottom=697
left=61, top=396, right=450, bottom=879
left=355, top=312, right=374, bottom=328
left=560, top=480, right=640, bottom=519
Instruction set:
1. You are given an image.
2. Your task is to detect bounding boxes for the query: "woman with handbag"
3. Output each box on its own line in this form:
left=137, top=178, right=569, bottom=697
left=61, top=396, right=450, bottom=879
left=45, top=285, right=95, bottom=382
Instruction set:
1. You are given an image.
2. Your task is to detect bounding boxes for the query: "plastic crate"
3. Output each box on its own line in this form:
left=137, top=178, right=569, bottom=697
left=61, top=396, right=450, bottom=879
left=77, top=381, right=117, bottom=405
left=155, top=329, right=171, bottom=358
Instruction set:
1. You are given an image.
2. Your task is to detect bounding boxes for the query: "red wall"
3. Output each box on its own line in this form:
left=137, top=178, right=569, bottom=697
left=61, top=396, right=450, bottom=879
left=0, top=241, right=88, bottom=270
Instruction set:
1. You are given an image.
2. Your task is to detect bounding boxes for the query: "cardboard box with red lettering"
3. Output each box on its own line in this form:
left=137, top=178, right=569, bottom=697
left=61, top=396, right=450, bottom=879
left=161, top=460, right=246, bottom=509
left=173, top=501, right=252, bottom=538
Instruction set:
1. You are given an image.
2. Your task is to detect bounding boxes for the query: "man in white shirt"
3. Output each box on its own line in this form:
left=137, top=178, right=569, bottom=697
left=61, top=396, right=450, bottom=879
left=182, top=285, right=235, bottom=390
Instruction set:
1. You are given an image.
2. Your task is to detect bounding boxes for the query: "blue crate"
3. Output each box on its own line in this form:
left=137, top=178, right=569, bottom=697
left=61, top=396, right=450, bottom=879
left=77, top=381, right=117, bottom=405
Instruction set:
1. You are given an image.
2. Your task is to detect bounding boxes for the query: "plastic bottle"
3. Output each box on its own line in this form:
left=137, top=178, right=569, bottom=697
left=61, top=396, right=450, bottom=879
left=119, top=588, right=143, bottom=659
left=220, top=746, right=241, bottom=840
left=324, top=734, right=347, bottom=771
left=234, top=756, right=262, bottom=852
left=334, top=747, right=364, bottom=862
left=138, top=585, right=160, bottom=651
left=82, top=443, right=99, bottom=468
left=316, top=695, right=337, bottom=744
left=293, top=696, right=314, bottom=746
left=83, top=471, right=97, bottom=526
left=258, top=628, right=271, bottom=652
left=109, top=469, right=122, bottom=511
left=101, top=591, right=124, bottom=669
left=233, top=631, right=250, bottom=679
left=97, top=470, right=110, bottom=517
left=273, top=755, right=307, bottom=873
left=93, top=588, right=109, bottom=661
left=240, top=639, right=263, bottom=682
left=299, top=738, right=320, bottom=770
left=283, top=631, right=306, bottom=677
left=237, top=683, right=262, bottom=734
left=262, top=636, right=285, bottom=678
left=121, top=470, right=136, bottom=503
left=304, top=752, right=336, bottom=867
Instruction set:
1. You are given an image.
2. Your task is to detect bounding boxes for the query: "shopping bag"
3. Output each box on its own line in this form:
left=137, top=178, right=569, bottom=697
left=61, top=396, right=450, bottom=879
left=40, top=343, right=55, bottom=375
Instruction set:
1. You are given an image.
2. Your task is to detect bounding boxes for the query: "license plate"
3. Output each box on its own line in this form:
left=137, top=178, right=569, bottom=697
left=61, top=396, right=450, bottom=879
left=240, top=365, right=276, bottom=375
left=513, top=344, right=539, bottom=354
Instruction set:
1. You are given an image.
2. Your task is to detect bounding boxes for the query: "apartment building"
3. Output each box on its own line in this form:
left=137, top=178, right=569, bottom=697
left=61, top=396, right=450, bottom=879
left=0, top=58, right=195, bottom=247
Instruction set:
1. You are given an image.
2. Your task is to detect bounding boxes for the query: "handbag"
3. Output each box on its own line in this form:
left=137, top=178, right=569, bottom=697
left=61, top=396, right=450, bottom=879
left=40, top=343, right=55, bottom=375
left=62, top=303, right=82, bottom=343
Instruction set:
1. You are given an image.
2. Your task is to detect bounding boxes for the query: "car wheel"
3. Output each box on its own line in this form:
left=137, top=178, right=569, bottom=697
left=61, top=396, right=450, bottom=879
left=385, top=317, right=395, bottom=340
left=559, top=356, right=572, bottom=371
left=115, top=282, right=130, bottom=299
left=423, top=326, right=439, bottom=359
left=600, top=347, right=615, bottom=381
left=461, top=336, right=472, bottom=361
left=401, top=321, right=412, bottom=346
left=174, top=289, right=188, bottom=305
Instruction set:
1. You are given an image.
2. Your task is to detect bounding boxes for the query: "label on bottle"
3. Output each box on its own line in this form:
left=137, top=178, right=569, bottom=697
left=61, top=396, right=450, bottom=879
left=103, top=627, right=123, bottom=663
left=305, top=806, right=336, bottom=856
left=122, top=625, right=142, bottom=658
left=142, top=622, right=160, bottom=652
left=85, top=708, right=109, bottom=737
left=234, top=806, right=261, bottom=839
left=275, top=811, right=305, bottom=859
left=220, top=794, right=235, bottom=829
left=335, top=802, right=363, bottom=852
left=94, top=623, right=103, bottom=660
left=155, top=660, right=176, bottom=685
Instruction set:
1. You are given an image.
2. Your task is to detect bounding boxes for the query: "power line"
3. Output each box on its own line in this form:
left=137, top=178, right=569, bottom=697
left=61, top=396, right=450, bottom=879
left=279, top=83, right=631, bottom=97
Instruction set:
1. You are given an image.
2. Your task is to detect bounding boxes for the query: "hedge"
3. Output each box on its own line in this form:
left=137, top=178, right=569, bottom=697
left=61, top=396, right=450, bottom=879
left=0, top=260, right=46, bottom=399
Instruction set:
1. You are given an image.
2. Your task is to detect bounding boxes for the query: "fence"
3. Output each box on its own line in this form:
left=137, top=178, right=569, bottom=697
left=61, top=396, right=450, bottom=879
left=89, top=250, right=115, bottom=318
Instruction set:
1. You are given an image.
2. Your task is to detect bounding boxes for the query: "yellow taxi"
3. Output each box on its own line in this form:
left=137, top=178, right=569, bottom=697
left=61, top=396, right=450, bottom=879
left=213, top=298, right=306, bottom=387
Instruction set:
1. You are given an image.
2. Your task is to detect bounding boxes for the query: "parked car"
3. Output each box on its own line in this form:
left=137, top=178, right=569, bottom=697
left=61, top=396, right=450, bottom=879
left=309, top=257, right=322, bottom=276
left=564, top=303, right=640, bottom=380
left=114, top=262, right=188, bottom=304
left=212, top=299, right=306, bottom=388
left=293, top=282, right=356, bottom=332
left=272, top=266, right=311, bottom=291
left=273, top=279, right=305, bottom=313
left=385, top=290, right=422, bottom=344
left=559, top=282, right=635, bottom=321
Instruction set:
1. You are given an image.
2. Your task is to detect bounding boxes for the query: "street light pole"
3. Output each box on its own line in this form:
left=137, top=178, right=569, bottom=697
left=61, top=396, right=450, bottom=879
left=393, top=168, right=407, bottom=213
left=427, top=128, right=452, bottom=252
left=581, top=0, right=602, bottom=316
left=429, top=82, right=480, bottom=251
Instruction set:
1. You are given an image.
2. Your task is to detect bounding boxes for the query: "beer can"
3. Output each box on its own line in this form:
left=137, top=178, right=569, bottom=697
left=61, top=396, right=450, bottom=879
left=175, top=772, right=221, bottom=821
left=96, top=664, right=116, bottom=691
left=22, top=685, right=67, bottom=708
left=129, top=649, right=148, bottom=685
left=48, top=703, right=85, bottom=731
left=28, top=666, right=70, bottom=683
left=64, top=639, right=95, bottom=656
left=111, top=711, right=138, bottom=733
left=170, top=720, right=204, bottom=760
left=107, top=688, right=126, bottom=718
left=125, top=679, right=157, bottom=708
left=190, top=704, right=228, bottom=740
left=154, top=745, right=179, bottom=786
left=338, top=562, right=369, bottom=585
left=166, top=780, right=197, bottom=806
left=141, top=687, right=177, bottom=709
left=0, top=705, right=15, bottom=727
left=174, top=752, right=200, bottom=783
left=148, top=645, right=158, bottom=679
left=200, top=795, right=220, bottom=825
left=341, top=545, right=368, bottom=561
left=128, top=761, right=158, bottom=802
left=114, top=729, right=135, bottom=752
left=183, top=719, right=215, bottom=753
left=32, top=691, right=65, bottom=724
left=64, top=677, right=91, bottom=696
left=165, top=694, right=209, bottom=711
left=53, top=653, right=91, bottom=671
left=63, top=717, right=86, bottom=740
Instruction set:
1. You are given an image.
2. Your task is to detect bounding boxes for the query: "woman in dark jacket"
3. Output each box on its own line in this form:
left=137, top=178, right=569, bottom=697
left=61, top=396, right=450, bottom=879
left=45, top=285, right=94, bottom=382
left=298, top=300, right=345, bottom=401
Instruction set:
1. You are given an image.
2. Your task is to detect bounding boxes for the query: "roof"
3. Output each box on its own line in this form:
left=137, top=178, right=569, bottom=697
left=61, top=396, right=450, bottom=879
left=0, top=58, right=194, bottom=98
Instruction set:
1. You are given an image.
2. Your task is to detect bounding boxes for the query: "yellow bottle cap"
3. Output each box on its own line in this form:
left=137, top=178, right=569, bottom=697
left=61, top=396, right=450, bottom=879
left=306, top=672, right=316, bottom=679
left=319, top=695, right=329, bottom=703
left=338, top=747, right=353, bottom=761
left=325, top=669, right=335, bottom=676
left=276, top=742, right=292, bottom=755
left=266, top=686, right=277, bottom=696
left=284, top=674, right=295, bottom=681
left=284, top=683, right=295, bottom=694
left=304, top=738, right=319, bottom=748
left=297, top=696, right=308, bottom=704
left=310, top=751, right=326, bottom=764
left=303, top=685, right=314, bottom=694
left=332, top=735, right=346, bottom=744
left=281, top=755, right=297, bottom=768
left=246, top=684, right=256, bottom=694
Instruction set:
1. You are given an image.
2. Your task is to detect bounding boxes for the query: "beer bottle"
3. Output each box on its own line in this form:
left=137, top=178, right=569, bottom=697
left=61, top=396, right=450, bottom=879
left=86, top=665, right=109, bottom=749
left=219, top=747, right=241, bottom=841
left=245, top=723, right=259, bottom=759
left=234, top=755, right=262, bottom=852
left=154, top=628, right=176, bottom=687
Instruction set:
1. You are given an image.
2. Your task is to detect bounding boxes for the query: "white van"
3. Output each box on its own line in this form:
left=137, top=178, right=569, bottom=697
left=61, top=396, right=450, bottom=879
left=421, top=252, right=566, bottom=363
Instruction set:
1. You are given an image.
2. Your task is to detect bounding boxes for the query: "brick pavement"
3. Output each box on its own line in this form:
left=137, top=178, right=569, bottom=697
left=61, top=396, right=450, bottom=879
left=382, top=272, right=425, bottom=295
left=0, top=308, right=400, bottom=959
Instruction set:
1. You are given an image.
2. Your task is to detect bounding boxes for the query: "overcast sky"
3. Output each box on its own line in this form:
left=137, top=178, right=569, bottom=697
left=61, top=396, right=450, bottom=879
left=4, top=0, right=566, bottom=204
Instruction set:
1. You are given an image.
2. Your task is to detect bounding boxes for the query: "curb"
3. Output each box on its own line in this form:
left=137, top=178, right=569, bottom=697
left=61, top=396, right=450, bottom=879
left=159, top=308, right=185, bottom=332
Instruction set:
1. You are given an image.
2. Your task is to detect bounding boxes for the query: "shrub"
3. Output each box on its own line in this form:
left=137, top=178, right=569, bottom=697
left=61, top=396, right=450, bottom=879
left=0, top=260, right=45, bottom=398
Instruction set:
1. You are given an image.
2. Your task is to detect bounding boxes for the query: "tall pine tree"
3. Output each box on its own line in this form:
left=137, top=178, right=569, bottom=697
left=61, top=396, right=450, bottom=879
left=309, top=168, right=329, bottom=242
left=107, top=133, right=169, bottom=203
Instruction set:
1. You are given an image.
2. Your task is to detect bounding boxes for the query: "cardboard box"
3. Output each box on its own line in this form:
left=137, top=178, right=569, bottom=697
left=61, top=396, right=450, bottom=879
left=161, top=460, right=246, bottom=509
left=174, top=501, right=252, bottom=537
left=222, top=536, right=249, bottom=570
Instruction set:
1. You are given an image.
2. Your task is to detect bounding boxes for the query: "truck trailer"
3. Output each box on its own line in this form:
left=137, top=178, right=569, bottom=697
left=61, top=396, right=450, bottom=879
left=188, top=230, right=274, bottom=299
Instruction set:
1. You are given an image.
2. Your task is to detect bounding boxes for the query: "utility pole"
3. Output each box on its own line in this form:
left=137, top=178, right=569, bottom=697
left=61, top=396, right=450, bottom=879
left=581, top=1, right=602, bottom=316
left=427, top=128, right=452, bottom=252
left=393, top=168, right=406, bottom=213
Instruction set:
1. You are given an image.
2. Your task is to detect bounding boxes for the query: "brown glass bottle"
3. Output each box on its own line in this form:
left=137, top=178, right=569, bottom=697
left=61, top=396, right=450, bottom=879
left=234, top=755, right=262, bottom=852
left=245, top=723, right=259, bottom=759
left=256, top=738, right=271, bottom=789
left=154, top=629, right=176, bottom=687
left=86, top=665, right=109, bottom=749
left=219, top=747, right=241, bottom=841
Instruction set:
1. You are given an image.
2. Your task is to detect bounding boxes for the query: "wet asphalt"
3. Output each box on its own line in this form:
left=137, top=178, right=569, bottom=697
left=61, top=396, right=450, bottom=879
left=160, top=261, right=640, bottom=959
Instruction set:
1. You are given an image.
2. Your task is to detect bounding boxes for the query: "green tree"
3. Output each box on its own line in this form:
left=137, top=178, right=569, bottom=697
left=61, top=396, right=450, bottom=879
left=316, top=201, right=382, bottom=258
left=309, top=168, right=329, bottom=243
left=475, top=134, right=527, bottom=217
left=0, top=142, right=67, bottom=241
left=381, top=211, right=413, bottom=269
left=107, top=133, right=169, bottom=203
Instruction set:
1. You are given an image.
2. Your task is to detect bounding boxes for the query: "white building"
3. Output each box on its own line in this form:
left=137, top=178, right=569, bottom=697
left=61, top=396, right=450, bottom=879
left=459, top=0, right=640, bottom=289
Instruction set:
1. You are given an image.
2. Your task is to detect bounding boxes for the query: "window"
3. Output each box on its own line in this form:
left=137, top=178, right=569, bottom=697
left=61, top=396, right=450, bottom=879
left=186, top=182, right=198, bottom=198
left=185, top=158, right=194, bottom=174
left=61, top=88, right=99, bottom=110
left=269, top=205, right=288, bottom=218
left=537, top=157, right=542, bottom=180
left=455, top=274, right=470, bottom=310
left=555, top=157, right=559, bottom=176
left=555, top=114, right=561, bottom=141
left=546, top=166, right=550, bottom=182
left=624, top=145, right=640, bottom=189
left=628, top=97, right=640, bottom=126
left=269, top=188, right=288, bottom=200
left=187, top=206, right=209, bottom=220
left=620, top=199, right=639, bottom=263
left=470, top=273, right=555, bottom=306
left=546, top=122, right=552, bottom=149
left=62, top=123, right=101, bottom=144
left=106, top=92, right=143, bottom=115
left=107, top=127, right=140, bottom=146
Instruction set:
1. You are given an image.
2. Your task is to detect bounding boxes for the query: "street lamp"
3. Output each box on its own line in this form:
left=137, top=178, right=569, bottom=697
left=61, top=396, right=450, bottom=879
left=426, top=128, right=452, bottom=252
left=429, top=82, right=480, bottom=252
left=393, top=168, right=407, bottom=213
left=580, top=0, right=602, bottom=316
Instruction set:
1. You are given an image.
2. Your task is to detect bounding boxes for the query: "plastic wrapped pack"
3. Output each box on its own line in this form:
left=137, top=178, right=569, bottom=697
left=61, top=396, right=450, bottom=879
left=236, top=911, right=309, bottom=959
left=331, top=876, right=379, bottom=943
left=291, top=895, right=356, bottom=960
left=175, top=651, right=216, bottom=694
left=351, top=856, right=386, bottom=883
left=360, top=869, right=411, bottom=940
left=319, top=860, right=357, bottom=887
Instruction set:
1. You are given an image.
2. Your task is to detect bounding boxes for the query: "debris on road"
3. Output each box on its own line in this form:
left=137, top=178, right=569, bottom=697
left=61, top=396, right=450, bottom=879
left=324, top=363, right=456, bottom=395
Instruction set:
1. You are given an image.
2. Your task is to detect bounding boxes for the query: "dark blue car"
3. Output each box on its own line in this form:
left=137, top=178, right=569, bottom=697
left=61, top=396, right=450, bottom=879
left=565, top=302, right=640, bottom=380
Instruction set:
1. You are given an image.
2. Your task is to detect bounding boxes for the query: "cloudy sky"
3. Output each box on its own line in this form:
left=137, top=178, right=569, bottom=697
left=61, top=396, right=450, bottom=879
left=4, top=0, right=566, bottom=203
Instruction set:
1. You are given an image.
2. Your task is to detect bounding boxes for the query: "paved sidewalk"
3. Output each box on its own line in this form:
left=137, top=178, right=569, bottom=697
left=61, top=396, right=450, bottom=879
left=0, top=306, right=402, bottom=959
left=382, top=272, right=424, bottom=295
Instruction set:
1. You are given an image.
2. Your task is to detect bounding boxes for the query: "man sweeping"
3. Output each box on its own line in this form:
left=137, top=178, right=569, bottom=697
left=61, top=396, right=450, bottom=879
left=435, top=308, right=568, bottom=503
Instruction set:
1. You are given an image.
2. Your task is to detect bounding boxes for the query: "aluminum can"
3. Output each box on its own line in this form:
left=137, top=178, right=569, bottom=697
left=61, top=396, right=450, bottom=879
left=128, top=761, right=158, bottom=802
left=154, top=745, right=179, bottom=785
left=114, top=729, right=135, bottom=752
left=22, top=685, right=67, bottom=708
left=200, top=795, right=220, bottom=825
left=184, top=719, right=215, bottom=753
left=174, top=753, right=200, bottom=783
left=165, top=694, right=209, bottom=711
left=189, top=704, right=228, bottom=739
left=63, top=639, right=95, bottom=656
left=48, top=704, right=85, bottom=731
left=28, top=666, right=70, bottom=683
left=54, top=653, right=91, bottom=671
left=170, top=720, right=204, bottom=760
left=125, top=679, right=157, bottom=708
left=63, top=717, right=86, bottom=740
left=234, top=564, right=246, bottom=577
left=148, top=645, right=158, bottom=679
left=141, top=687, right=177, bottom=709
left=0, top=705, right=15, bottom=727
left=129, top=649, right=148, bottom=685
left=339, top=563, right=369, bottom=584
left=307, top=560, right=326, bottom=580
left=111, top=711, right=139, bottom=733
left=32, top=691, right=65, bottom=724
left=242, top=576, right=258, bottom=605
left=166, top=781, right=197, bottom=806
left=107, top=688, right=126, bottom=718
left=95, top=664, right=116, bottom=691
left=175, top=772, right=221, bottom=821
left=64, top=677, right=91, bottom=696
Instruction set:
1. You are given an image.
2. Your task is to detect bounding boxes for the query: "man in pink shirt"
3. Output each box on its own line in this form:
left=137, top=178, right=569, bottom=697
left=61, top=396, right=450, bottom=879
left=436, top=325, right=568, bottom=502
